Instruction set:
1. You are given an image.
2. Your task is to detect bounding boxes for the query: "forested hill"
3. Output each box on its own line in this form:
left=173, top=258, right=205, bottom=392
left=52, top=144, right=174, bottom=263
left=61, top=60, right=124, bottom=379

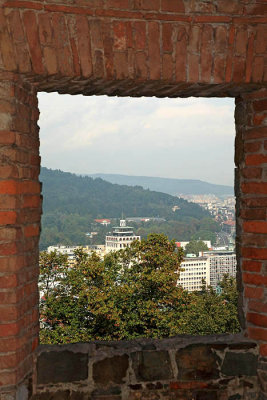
left=89, top=174, right=234, bottom=196
left=39, top=168, right=219, bottom=250
left=40, top=167, right=209, bottom=219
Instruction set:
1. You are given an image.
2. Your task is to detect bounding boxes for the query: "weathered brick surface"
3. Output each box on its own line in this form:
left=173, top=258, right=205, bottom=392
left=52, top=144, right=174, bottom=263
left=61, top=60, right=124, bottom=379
left=0, top=0, right=266, bottom=399
left=0, top=74, right=40, bottom=397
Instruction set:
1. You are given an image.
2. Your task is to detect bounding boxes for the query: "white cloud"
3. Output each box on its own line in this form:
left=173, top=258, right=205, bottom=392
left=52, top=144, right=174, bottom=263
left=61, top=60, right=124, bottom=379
left=38, top=94, right=235, bottom=186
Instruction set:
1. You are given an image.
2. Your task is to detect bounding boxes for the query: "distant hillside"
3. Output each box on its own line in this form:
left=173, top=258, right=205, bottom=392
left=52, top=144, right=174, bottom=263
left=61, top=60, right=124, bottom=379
left=39, top=168, right=215, bottom=249
left=41, top=168, right=209, bottom=219
left=89, top=174, right=234, bottom=196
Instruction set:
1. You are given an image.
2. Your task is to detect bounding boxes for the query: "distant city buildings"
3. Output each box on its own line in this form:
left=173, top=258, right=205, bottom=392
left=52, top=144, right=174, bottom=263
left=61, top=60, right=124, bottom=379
left=47, top=244, right=106, bottom=261
left=178, top=194, right=235, bottom=224
left=105, top=219, right=141, bottom=252
left=47, top=218, right=236, bottom=293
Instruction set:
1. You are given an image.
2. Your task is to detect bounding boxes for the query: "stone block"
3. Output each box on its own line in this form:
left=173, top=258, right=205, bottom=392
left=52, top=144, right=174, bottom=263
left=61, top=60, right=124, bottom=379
left=31, top=391, right=89, bottom=400
left=37, top=351, right=88, bottom=384
left=221, top=352, right=257, bottom=376
left=176, top=345, right=220, bottom=380
left=131, top=351, right=173, bottom=382
left=93, top=355, right=129, bottom=384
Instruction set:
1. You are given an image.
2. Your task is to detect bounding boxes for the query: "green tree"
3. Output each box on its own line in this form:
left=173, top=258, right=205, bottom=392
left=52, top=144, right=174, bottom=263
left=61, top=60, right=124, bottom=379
left=39, top=234, right=184, bottom=343
left=39, top=236, right=240, bottom=344
left=185, top=240, right=209, bottom=256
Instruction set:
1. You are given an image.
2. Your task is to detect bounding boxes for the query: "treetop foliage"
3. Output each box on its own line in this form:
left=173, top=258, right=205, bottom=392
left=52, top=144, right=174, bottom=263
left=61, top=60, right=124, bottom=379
left=39, top=234, right=240, bottom=344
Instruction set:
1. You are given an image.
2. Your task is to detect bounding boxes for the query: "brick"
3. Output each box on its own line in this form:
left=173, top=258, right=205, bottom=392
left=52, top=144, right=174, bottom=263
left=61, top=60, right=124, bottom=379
left=253, top=114, right=266, bottom=126
left=161, top=0, right=184, bottom=12
left=200, top=25, right=212, bottom=83
left=241, top=208, right=266, bottom=220
left=241, top=167, right=262, bottom=179
left=217, top=0, right=240, bottom=13
left=233, top=57, right=245, bottom=83
left=248, top=327, right=267, bottom=341
left=22, top=195, right=40, bottom=208
left=247, top=312, right=267, bottom=328
left=38, top=12, right=53, bottom=45
left=42, top=46, right=57, bottom=75
left=242, top=246, right=267, bottom=260
left=162, top=24, right=172, bottom=53
left=245, top=286, right=264, bottom=299
left=114, top=52, right=127, bottom=79
left=214, top=26, right=227, bottom=54
left=245, top=127, right=267, bottom=140
left=242, top=182, right=267, bottom=194
left=252, top=56, right=264, bottom=83
left=189, top=25, right=200, bottom=53
left=0, top=211, right=17, bottom=225
left=245, top=32, right=255, bottom=83
left=113, top=21, right=126, bottom=50
left=105, top=0, right=128, bottom=7
left=249, top=300, right=267, bottom=313
left=52, top=13, right=73, bottom=77
left=245, top=4, right=267, bottom=16
left=23, top=11, right=44, bottom=74
left=76, top=15, right=92, bottom=77
left=244, top=141, right=262, bottom=153
left=254, top=99, right=267, bottom=112
left=241, top=233, right=267, bottom=248
left=90, top=19, right=103, bottom=50
left=148, top=22, right=160, bottom=80
left=24, top=224, right=39, bottom=237
left=260, top=344, right=267, bottom=357
left=244, top=221, right=267, bottom=234
left=0, top=9, right=17, bottom=71
left=235, top=29, right=247, bottom=55
left=134, top=22, right=146, bottom=50
left=101, top=21, right=114, bottom=78
left=213, top=55, right=225, bottom=84
left=188, top=54, right=199, bottom=82
left=255, top=27, right=267, bottom=54
left=134, top=0, right=160, bottom=11
left=175, top=26, right=187, bottom=82
left=245, top=154, right=267, bottom=166
left=0, top=370, right=17, bottom=386
left=135, top=51, right=147, bottom=79
left=162, top=53, right=172, bottom=80
left=0, top=322, right=20, bottom=337
left=243, top=260, right=262, bottom=273
left=243, top=272, right=267, bottom=285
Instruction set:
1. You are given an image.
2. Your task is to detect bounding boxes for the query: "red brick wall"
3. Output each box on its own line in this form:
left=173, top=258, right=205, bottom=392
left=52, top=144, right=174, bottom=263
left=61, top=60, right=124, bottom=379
left=0, top=0, right=266, bottom=398
left=0, top=73, right=40, bottom=397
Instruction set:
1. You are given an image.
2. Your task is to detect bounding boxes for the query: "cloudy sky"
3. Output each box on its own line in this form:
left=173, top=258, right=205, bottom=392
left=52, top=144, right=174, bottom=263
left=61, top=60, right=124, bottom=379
left=38, top=93, right=235, bottom=186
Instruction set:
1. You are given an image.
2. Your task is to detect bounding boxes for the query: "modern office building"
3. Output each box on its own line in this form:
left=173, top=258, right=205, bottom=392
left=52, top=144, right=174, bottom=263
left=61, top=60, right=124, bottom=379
left=177, top=255, right=210, bottom=292
left=203, top=250, right=237, bottom=289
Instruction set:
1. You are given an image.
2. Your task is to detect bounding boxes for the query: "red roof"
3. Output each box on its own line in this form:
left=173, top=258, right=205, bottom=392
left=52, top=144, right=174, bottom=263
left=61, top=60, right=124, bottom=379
left=94, top=219, right=111, bottom=223
left=223, top=220, right=235, bottom=226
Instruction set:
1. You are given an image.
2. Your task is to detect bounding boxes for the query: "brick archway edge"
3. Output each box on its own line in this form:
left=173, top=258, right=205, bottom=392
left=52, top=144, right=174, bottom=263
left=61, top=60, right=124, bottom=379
left=0, top=0, right=267, bottom=398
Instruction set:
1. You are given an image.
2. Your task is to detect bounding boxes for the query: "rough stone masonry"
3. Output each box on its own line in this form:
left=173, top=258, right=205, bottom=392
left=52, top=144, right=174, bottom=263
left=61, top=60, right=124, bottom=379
left=0, top=0, right=267, bottom=399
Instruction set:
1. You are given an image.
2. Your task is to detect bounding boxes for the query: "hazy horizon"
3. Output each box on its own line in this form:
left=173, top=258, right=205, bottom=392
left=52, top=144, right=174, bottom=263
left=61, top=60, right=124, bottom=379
left=38, top=94, right=235, bottom=186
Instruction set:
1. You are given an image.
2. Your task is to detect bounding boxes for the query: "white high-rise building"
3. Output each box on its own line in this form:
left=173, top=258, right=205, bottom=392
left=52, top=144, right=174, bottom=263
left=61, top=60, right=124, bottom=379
left=105, top=220, right=141, bottom=252
left=177, top=256, right=210, bottom=292
left=203, top=250, right=236, bottom=289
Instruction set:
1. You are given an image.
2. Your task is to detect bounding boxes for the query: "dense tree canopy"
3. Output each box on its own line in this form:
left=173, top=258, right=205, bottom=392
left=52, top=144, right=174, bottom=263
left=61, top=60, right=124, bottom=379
left=185, top=240, right=209, bottom=256
left=39, top=234, right=240, bottom=344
